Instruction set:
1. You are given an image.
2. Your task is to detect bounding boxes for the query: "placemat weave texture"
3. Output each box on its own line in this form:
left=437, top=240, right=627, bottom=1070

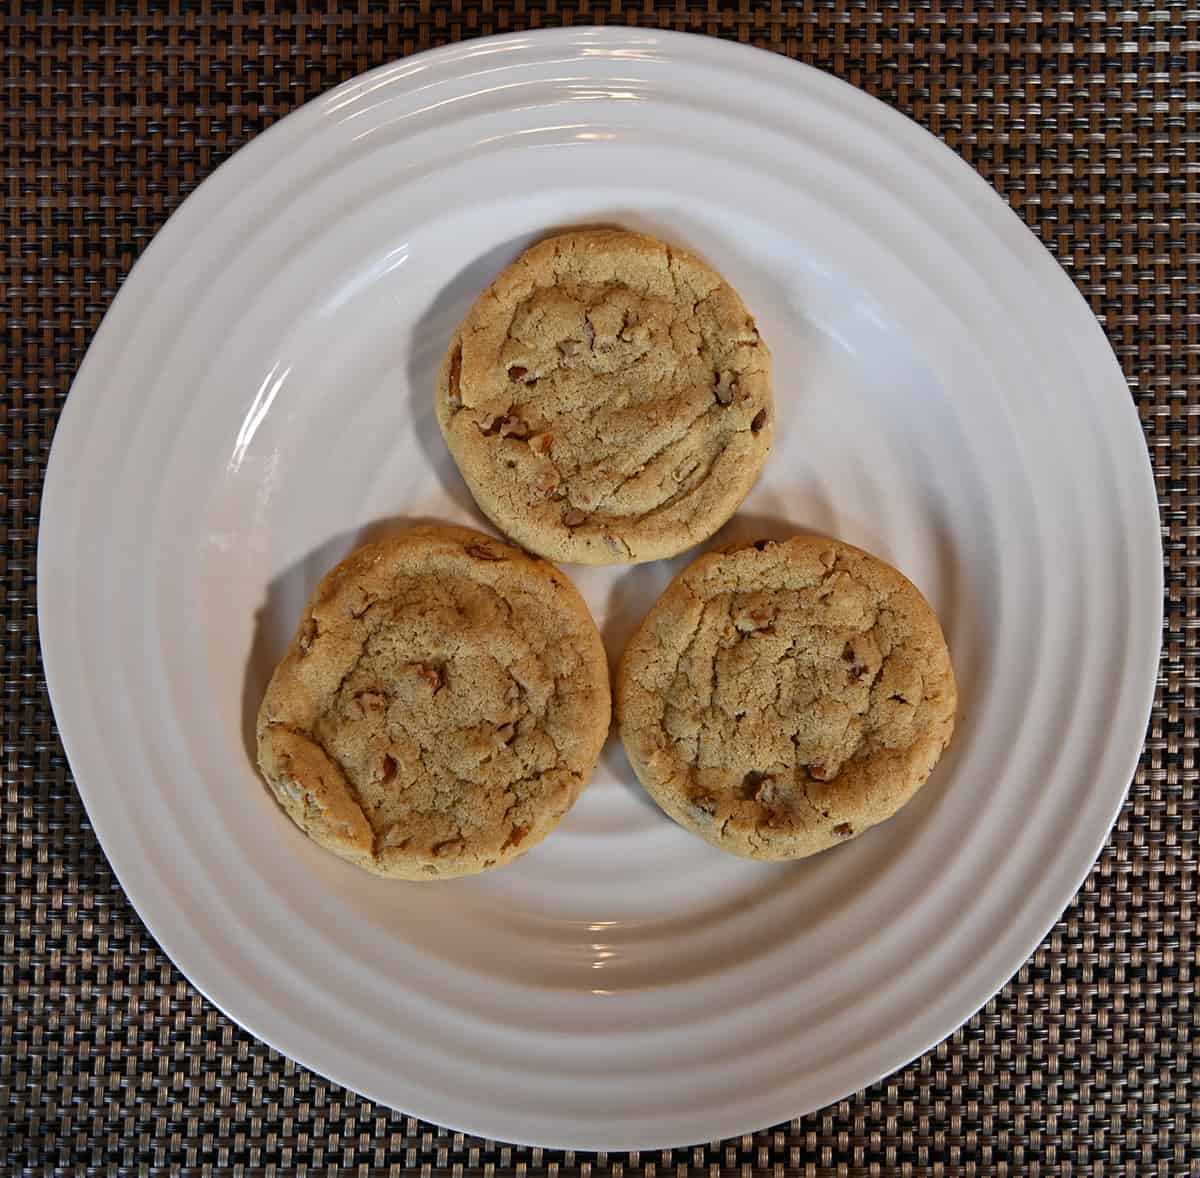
left=2, top=2, right=1192, bottom=1175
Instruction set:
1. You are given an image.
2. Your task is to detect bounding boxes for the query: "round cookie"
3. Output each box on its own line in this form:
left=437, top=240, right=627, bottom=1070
left=617, top=536, right=957, bottom=860
left=436, top=228, right=773, bottom=565
left=256, top=525, right=610, bottom=880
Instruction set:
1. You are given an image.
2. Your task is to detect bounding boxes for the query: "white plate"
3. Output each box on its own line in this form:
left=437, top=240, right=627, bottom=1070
left=39, top=29, right=1161, bottom=1151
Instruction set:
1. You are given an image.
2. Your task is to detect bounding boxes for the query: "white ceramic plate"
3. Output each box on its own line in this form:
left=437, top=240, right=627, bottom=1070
left=39, top=29, right=1161, bottom=1151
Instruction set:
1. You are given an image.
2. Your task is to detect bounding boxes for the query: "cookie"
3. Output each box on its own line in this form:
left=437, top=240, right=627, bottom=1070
left=436, top=228, right=773, bottom=565
left=256, top=525, right=611, bottom=879
left=617, top=536, right=956, bottom=860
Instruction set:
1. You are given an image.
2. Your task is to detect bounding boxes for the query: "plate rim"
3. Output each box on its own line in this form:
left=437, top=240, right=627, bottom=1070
left=37, top=26, right=1163, bottom=1150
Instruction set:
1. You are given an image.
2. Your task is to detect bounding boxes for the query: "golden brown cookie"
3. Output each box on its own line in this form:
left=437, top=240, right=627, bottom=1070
left=617, top=536, right=956, bottom=860
left=256, top=525, right=611, bottom=879
left=436, top=229, right=773, bottom=565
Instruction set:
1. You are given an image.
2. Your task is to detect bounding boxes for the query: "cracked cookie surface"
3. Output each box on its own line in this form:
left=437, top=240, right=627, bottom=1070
left=436, top=229, right=773, bottom=565
left=616, top=536, right=956, bottom=860
left=256, top=525, right=610, bottom=879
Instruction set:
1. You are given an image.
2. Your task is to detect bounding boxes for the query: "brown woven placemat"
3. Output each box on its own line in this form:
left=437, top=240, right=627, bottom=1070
left=1, top=2, right=1192, bottom=1174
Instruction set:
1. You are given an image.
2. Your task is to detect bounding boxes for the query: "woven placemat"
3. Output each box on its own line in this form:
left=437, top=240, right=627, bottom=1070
left=2, top=2, right=1192, bottom=1174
